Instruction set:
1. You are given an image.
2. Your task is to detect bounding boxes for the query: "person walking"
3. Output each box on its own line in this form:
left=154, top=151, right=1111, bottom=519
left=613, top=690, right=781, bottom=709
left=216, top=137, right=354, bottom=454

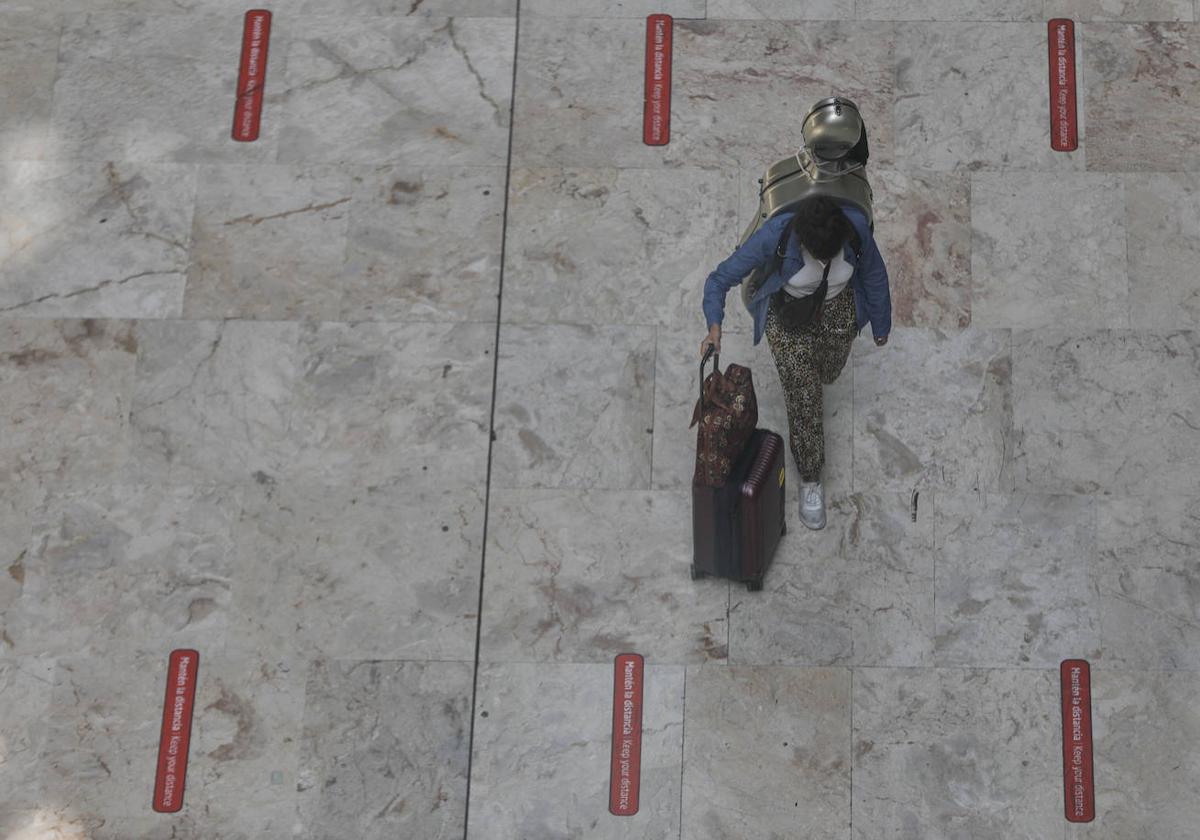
left=699, top=195, right=891, bottom=530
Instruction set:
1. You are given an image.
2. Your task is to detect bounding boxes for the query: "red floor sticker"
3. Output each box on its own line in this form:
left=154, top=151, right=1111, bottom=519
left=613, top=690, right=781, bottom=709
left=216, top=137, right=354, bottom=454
left=1060, top=659, right=1095, bottom=823
left=643, top=15, right=673, bottom=146
left=608, top=653, right=644, bottom=816
left=153, top=650, right=200, bottom=813
left=232, top=10, right=272, bottom=142
left=1048, top=19, right=1078, bottom=152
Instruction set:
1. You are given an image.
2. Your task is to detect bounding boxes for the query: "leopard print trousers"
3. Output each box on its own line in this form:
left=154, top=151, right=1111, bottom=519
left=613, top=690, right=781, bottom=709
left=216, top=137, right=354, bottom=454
left=764, top=287, right=857, bottom=483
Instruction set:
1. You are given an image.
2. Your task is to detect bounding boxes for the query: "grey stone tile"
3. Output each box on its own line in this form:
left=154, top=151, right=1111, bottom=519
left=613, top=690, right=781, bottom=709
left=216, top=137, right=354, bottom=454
left=525, top=0, right=704, bottom=13
left=1010, top=330, right=1200, bottom=496
left=707, top=0, right=855, bottom=18
left=291, top=0, right=515, bottom=13
left=872, top=168, right=971, bottom=329
left=8, top=485, right=241, bottom=659
left=934, top=491, right=1101, bottom=668
left=513, top=18, right=895, bottom=169
left=468, top=661, right=685, bottom=840
left=128, top=320, right=302, bottom=486
left=59, top=0, right=265, bottom=11
left=493, top=324, right=655, bottom=490
left=1084, top=23, right=1200, bottom=171
left=859, top=0, right=1041, bottom=19
left=1, top=162, right=195, bottom=319
left=298, top=659, right=471, bottom=840
left=276, top=16, right=515, bottom=165
left=729, top=491, right=935, bottom=667
left=894, top=23, right=1085, bottom=171
left=1095, top=496, right=1200, bottom=670
left=503, top=167, right=739, bottom=328
left=682, top=665, right=850, bottom=839
left=341, top=165, right=506, bottom=322
left=183, top=165, right=355, bottom=321
left=48, top=13, right=283, bottom=163
left=0, top=483, right=41, bottom=628
left=38, top=649, right=302, bottom=832
left=652, top=328, right=855, bottom=504
left=1126, top=173, right=1200, bottom=329
left=852, top=327, right=1013, bottom=493
left=0, top=657, right=55, bottom=809
left=480, top=489, right=728, bottom=665
left=129, top=320, right=494, bottom=489
left=287, top=321, right=494, bottom=488
left=853, top=668, right=1062, bottom=840
left=0, top=8, right=61, bottom=161
left=228, top=482, right=484, bottom=662
left=1047, top=0, right=1195, bottom=20
left=1066, top=670, right=1200, bottom=839
left=971, top=173, right=1129, bottom=329
left=0, top=320, right=138, bottom=491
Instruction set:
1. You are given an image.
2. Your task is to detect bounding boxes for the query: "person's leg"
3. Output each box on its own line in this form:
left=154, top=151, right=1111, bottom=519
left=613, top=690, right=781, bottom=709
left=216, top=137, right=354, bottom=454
left=815, top=287, right=858, bottom=386
left=764, top=303, right=825, bottom=483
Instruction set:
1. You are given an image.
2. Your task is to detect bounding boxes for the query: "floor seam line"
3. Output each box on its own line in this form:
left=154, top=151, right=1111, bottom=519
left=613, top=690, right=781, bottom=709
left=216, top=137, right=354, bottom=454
left=462, top=5, right=521, bottom=838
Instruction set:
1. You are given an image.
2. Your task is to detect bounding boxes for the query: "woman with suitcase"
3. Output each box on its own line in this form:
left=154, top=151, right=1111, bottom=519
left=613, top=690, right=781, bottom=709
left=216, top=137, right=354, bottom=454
left=699, top=194, right=892, bottom=531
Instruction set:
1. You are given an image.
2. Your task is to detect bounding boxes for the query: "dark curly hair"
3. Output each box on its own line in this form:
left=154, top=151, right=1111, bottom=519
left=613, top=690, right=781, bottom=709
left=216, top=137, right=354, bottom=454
left=791, top=196, right=854, bottom=262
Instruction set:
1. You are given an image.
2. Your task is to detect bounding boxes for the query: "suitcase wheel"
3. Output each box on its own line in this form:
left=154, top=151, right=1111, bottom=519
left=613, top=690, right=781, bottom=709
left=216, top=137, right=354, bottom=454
left=746, top=579, right=763, bottom=592
left=690, top=566, right=706, bottom=581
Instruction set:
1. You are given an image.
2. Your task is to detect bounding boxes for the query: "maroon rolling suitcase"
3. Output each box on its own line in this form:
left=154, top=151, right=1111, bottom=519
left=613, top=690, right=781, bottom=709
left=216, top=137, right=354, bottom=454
left=692, top=427, right=787, bottom=591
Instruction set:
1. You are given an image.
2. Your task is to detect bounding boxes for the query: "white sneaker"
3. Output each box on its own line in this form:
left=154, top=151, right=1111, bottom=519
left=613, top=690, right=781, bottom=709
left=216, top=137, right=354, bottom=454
left=799, top=481, right=826, bottom=530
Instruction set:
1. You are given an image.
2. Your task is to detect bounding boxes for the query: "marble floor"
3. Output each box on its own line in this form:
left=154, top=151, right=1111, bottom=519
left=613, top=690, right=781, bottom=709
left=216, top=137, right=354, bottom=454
left=1, top=1, right=1199, bottom=838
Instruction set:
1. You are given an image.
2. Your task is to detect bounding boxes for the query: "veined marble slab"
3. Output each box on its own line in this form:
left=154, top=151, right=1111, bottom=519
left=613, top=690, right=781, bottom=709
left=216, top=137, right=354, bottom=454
left=1047, top=0, right=1196, bottom=20
left=934, top=490, right=1101, bottom=668
left=1096, top=495, right=1200, bottom=670
left=469, top=661, right=685, bottom=840
left=480, top=489, right=728, bottom=664
left=729, top=490, right=935, bottom=667
left=0, top=319, right=137, bottom=490
left=707, top=0, right=855, bottom=19
left=870, top=167, right=971, bottom=328
left=492, top=323, right=655, bottom=490
left=682, top=665, right=850, bottom=839
left=503, top=167, right=739, bottom=328
left=0, top=8, right=60, bottom=161
left=9, top=485, right=241, bottom=659
left=277, top=16, right=514, bottom=166
left=971, top=172, right=1129, bottom=329
left=184, top=164, right=354, bottom=321
left=0, top=657, right=56, bottom=810
left=37, top=649, right=302, bottom=833
left=1, top=161, right=194, bottom=319
left=1126, top=173, right=1200, bottom=329
left=1011, top=329, right=1200, bottom=496
left=298, top=659, right=471, bottom=840
left=652, top=328, right=855, bottom=502
left=49, top=13, right=284, bottom=163
left=513, top=18, right=895, bottom=170
left=228, top=481, right=484, bottom=662
left=853, top=668, right=1062, bottom=839
left=858, top=0, right=1041, bottom=19
left=852, top=327, right=1014, bottom=493
left=342, top=165, right=505, bottom=322
left=894, top=23, right=1086, bottom=171
left=1084, top=23, right=1200, bottom=171
left=525, top=0, right=705, bottom=14
left=1067, top=670, right=1200, bottom=839
left=292, top=0, right=517, bottom=14
left=129, top=320, right=494, bottom=489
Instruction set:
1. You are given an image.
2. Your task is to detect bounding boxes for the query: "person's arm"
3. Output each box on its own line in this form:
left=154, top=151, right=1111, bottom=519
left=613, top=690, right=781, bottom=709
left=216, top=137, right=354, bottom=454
left=702, top=218, right=784, bottom=331
left=857, top=230, right=892, bottom=344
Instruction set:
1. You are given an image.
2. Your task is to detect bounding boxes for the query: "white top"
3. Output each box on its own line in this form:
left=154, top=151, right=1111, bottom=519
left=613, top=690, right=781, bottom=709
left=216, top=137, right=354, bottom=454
left=782, top=244, right=854, bottom=300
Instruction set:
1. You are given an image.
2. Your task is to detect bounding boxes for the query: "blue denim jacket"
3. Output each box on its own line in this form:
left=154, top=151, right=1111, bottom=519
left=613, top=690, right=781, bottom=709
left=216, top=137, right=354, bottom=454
left=702, top=202, right=892, bottom=345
